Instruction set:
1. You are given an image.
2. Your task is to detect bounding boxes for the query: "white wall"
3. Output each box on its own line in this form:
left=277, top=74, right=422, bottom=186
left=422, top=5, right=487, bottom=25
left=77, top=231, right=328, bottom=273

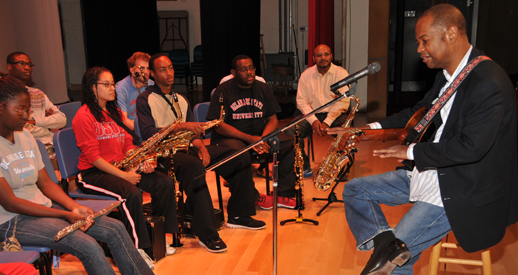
left=0, top=0, right=68, bottom=104
left=345, top=0, right=369, bottom=111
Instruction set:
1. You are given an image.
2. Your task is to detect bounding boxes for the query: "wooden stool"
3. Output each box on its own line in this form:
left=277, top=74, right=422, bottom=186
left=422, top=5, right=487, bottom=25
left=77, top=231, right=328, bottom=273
left=428, top=239, right=492, bottom=275
left=272, top=65, right=294, bottom=94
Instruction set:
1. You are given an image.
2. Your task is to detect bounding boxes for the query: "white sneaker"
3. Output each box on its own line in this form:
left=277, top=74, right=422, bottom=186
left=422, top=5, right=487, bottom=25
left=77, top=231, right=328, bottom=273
left=165, top=241, right=176, bottom=256
left=138, top=248, right=155, bottom=270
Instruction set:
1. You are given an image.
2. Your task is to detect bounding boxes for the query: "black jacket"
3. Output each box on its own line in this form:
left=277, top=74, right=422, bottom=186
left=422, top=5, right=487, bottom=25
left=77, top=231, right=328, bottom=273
left=380, top=48, right=518, bottom=252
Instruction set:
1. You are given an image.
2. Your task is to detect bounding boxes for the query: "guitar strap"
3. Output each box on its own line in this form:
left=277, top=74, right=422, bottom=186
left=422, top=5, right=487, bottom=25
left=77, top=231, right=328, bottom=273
left=404, top=55, right=491, bottom=145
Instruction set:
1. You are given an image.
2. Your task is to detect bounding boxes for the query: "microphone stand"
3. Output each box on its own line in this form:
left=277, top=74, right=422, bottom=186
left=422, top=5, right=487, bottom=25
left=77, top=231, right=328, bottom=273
left=197, top=87, right=352, bottom=275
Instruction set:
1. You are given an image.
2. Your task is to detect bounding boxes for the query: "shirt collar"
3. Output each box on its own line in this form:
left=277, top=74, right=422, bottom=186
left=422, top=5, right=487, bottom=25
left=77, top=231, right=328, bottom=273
left=313, top=62, right=335, bottom=77
left=443, top=45, right=473, bottom=82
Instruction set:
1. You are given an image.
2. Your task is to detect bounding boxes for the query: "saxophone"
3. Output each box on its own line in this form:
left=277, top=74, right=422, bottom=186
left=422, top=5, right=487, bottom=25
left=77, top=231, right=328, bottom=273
left=112, top=92, right=184, bottom=172
left=313, top=96, right=363, bottom=191
left=155, top=94, right=225, bottom=156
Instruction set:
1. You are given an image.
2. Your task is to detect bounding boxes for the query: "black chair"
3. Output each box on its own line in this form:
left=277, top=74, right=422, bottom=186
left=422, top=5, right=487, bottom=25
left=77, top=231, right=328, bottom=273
left=169, top=49, right=191, bottom=91
left=190, top=45, right=202, bottom=89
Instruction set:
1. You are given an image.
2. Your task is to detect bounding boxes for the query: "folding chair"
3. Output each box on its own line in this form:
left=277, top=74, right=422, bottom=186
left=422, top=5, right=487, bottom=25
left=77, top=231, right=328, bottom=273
left=52, top=128, right=116, bottom=200
left=57, top=102, right=81, bottom=129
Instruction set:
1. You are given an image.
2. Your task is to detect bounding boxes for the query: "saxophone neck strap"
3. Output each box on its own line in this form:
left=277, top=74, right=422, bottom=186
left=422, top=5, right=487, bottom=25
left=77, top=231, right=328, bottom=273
left=156, top=88, right=180, bottom=119
left=405, top=55, right=491, bottom=144
left=105, top=111, right=141, bottom=145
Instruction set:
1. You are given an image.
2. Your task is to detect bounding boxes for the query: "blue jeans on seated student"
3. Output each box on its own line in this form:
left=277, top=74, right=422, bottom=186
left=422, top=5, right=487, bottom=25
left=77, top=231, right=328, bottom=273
left=0, top=203, right=153, bottom=275
left=343, top=169, right=451, bottom=274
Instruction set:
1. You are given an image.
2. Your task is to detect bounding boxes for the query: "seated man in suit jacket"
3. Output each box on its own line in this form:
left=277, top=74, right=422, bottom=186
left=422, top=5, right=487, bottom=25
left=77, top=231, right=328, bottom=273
left=328, top=4, right=518, bottom=275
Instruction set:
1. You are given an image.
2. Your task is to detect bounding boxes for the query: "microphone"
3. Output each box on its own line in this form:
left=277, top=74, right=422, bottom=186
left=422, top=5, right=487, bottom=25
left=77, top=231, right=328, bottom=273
left=330, top=62, right=381, bottom=91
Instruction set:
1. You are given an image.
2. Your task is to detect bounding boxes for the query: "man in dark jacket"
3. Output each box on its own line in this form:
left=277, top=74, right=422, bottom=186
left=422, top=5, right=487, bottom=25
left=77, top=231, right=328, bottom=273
left=329, top=4, right=518, bottom=275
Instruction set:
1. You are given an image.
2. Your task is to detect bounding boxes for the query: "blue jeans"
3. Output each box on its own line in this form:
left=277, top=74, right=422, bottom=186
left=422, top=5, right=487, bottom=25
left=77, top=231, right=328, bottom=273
left=343, top=169, right=451, bottom=274
left=0, top=204, right=153, bottom=275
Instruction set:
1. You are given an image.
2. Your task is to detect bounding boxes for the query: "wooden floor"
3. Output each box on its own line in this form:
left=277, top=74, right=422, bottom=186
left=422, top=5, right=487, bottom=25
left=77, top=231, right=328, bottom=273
left=54, top=133, right=518, bottom=275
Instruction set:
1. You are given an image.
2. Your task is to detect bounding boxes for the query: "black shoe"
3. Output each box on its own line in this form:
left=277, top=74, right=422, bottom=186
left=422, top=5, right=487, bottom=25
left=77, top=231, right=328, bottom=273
left=227, top=216, right=266, bottom=230
left=199, top=237, right=227, bottom=253
left=360, top=238, right=411, bottom=275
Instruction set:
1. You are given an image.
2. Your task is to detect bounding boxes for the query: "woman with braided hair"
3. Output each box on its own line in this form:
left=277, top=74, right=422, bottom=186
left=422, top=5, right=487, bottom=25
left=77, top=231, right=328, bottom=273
left=74, top=67, right=178, bottom=269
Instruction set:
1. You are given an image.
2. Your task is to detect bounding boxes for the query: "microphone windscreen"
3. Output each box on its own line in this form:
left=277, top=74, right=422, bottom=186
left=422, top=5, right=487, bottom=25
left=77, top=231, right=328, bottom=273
left=368, top=62, right=381, bottom=74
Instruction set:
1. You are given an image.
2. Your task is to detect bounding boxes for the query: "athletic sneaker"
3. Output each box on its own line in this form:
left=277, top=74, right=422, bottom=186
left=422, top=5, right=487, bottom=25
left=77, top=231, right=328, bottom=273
left=199, top=237, right=227, bottom=253
left=165, top=241, right=176, bottom=256
left=303, top=168, right=313, bottom=178
left=227, top=216, right=266, bottom=230
left=277, top=196, right=297, bottom=209
left=138, top=248, right=155, bottom=270
left=255, top=193, right=273, bottom=210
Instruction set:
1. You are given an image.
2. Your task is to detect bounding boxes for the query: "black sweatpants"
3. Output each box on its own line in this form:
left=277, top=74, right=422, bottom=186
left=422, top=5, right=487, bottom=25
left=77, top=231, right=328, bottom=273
left=157, top=144, right=257, bottom=241
left=212, top=133, right=297, bottom=198
left=77, top=168, right=178, bottom=250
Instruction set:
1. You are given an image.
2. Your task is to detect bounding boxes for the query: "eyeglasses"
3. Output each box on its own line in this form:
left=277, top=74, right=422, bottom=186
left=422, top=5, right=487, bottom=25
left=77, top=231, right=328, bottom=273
left=236, top=66, right=256, bottom=73
left=96, top=82, right=117, bottom=89
left=1, top=102, right=33, bottom=116
left=134, top=66, right=149, bottom=71
left=8, top=61, right=35, bottom=68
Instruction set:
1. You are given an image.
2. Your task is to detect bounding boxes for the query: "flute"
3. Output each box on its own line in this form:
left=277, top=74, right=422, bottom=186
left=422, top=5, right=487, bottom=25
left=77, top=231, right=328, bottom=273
left=54, top=201, right=121, bottom=241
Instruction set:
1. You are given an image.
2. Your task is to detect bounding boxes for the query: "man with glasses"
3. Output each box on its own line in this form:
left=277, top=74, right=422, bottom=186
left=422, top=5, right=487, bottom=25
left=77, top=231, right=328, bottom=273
left=6, top=52, right=66, bottom=146
left=284, top=44, right=350, bottom=178
left=206, top=54, right=298, bottom=210
left=116, top=52, right=155, bottom=130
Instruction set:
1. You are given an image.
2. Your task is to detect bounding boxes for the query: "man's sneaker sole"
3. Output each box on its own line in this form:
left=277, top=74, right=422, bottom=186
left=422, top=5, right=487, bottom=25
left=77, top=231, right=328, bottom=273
left=226, top=222, right=266, bottom=230
left=198, top=240, right=227, bottom=253
left=277, top=203, right=296, bottom=209
left=257, top=205, right=273, bottom=210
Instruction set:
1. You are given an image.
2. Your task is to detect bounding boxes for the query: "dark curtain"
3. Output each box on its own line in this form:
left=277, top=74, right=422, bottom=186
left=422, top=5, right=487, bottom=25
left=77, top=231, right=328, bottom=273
left=81, top=0, right=160, bottom=82
left=200, top=0, right=261, bottom=102
left=308, top=0, right=334, bottom=67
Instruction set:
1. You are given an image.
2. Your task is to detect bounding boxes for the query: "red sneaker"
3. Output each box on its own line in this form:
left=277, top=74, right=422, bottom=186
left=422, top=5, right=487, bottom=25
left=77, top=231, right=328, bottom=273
left=256, top=193, right=273, bottom=210
left=277, top=196, right=296, bottom=209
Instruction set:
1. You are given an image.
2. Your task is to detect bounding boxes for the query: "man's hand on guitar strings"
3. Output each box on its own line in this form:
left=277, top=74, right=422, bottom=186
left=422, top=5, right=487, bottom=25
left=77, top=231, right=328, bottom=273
left=373, top=145, right=409, bottom=162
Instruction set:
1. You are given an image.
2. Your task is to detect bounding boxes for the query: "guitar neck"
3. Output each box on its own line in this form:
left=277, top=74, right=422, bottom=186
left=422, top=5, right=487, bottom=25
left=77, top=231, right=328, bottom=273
left=360, top=128, right=407, bottom=142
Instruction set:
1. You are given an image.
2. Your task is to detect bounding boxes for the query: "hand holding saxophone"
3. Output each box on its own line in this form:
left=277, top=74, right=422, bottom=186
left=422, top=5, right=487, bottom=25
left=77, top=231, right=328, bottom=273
left=140, top=160, right=157, bottom=173
left=123, top=170, right=142, bottom=185
left=175, top=122, right=207, bottom=137
left=312, top=121, right=330, bottom=137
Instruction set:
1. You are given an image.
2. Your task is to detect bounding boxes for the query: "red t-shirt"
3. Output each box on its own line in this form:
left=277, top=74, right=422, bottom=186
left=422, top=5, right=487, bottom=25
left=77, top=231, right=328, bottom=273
left=73, top=105, right=134, bottom=171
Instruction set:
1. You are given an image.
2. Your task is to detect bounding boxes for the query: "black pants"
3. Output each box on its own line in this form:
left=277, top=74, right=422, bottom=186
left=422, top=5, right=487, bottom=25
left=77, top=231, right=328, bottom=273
left=157, top=145, right=257, bottom=241
left=78, top=168, right=178, bottom=250
left=212, top=133, right=297, bottom=198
